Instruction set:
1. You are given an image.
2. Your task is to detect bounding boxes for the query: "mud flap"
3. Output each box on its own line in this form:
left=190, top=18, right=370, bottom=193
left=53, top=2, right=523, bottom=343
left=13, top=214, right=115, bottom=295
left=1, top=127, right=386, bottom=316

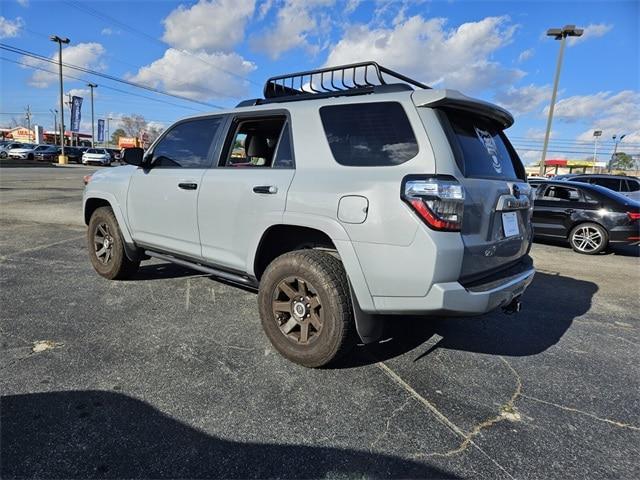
left=349, top=283, right=383, bottom=344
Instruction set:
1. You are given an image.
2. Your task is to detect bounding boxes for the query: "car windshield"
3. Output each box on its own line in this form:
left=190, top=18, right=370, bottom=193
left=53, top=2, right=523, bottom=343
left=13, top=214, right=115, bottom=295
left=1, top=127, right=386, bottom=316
left=86, top=149, right=98, bottom=154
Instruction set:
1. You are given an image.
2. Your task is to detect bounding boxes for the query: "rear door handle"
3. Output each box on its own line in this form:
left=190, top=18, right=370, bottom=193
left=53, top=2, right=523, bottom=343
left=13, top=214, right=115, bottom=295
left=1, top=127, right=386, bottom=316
left=253, top=185, right=278, bottom=194
left=178, top=182, right=198, bottom=190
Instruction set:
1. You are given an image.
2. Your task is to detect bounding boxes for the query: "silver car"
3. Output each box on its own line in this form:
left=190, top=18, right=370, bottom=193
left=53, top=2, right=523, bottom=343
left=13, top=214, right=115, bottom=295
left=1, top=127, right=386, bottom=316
left=83, top=62, right=535, bottom=367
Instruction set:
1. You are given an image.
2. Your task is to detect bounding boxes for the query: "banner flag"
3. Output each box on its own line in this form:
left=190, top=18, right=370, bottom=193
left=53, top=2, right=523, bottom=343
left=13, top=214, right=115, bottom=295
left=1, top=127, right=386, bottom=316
left=70, top=96, right=83, bottom=132
left=97, top=119, right=105, bottom=142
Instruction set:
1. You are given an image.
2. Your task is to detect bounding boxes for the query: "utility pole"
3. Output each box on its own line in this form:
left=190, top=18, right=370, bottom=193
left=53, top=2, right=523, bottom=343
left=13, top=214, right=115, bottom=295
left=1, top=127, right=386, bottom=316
left=50, top=35, right=70, bottom=163
left=539, top=25, right=584, bottom=176
left=25, top=105, right=32, bottom=142
left=87, top=83, right=97, bottom=148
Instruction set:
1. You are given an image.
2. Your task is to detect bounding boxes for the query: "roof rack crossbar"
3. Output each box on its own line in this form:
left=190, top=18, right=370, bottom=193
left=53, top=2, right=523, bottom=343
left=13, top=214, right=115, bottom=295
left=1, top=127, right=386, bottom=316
left=263, top=61, right=430, bottom=99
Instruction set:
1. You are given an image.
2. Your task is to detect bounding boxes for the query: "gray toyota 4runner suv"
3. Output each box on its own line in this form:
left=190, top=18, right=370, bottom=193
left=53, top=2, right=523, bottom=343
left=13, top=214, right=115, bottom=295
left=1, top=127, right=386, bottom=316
left=84, top=62, right=535, bottom=367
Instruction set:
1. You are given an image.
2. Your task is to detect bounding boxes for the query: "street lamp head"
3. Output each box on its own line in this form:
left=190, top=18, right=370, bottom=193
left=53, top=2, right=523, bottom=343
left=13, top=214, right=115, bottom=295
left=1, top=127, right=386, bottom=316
left=49, top=35, right=70, bottom=44
left=593, top=130, right=602, bottom=137
left=546, top=25, right=583, bottom=40
left=87, top=83, right=98, bottom=88
left=620, top=134, right=626, bottom=141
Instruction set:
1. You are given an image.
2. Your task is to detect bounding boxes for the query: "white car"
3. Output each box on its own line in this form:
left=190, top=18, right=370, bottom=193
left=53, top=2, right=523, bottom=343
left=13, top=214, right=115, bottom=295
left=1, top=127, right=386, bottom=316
left=82, top=148, right=112, bottom=166
left=8, top=144, right=50, bottom=160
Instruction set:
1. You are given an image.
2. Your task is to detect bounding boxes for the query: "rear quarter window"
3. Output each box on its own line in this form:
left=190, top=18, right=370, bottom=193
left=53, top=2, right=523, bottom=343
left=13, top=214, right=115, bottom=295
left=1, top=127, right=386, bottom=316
left=319, top=102, right=418, bottom=166
left=440, top=109, right=523, bottom=180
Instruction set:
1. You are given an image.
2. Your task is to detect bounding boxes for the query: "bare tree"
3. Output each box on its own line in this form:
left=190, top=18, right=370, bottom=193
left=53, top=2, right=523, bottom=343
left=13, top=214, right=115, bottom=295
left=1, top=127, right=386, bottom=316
left=120, top=114, right=147, bottom=138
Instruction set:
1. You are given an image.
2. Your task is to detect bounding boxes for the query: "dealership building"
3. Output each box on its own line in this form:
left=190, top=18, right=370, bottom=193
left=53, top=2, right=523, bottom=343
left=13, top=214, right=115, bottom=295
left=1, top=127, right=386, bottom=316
left=0, top=126, right=93, bottom=146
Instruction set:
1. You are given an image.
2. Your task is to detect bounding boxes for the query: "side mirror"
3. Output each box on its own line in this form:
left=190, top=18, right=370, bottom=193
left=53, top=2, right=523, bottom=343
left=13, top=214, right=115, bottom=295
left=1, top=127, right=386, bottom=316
left=122, top=147, right=144, bottom=166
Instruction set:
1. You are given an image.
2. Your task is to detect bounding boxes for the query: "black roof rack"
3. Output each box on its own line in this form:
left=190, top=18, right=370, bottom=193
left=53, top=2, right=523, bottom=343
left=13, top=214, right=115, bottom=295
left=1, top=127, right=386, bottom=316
left=263, top=61, right=430, bottom=100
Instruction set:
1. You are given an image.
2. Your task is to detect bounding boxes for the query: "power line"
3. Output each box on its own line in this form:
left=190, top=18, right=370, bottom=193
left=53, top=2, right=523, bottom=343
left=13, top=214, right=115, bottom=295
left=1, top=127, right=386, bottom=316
left=0, top=56, right=207, bottom=112
left=0, top=43, right=225, bottom=109
left=63, top=0, right=261, bottom=87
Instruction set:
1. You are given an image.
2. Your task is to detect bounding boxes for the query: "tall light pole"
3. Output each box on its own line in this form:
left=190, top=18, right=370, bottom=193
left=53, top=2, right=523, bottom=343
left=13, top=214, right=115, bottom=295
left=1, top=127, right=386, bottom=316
left=609, top=134, right=626, bottom=172
left=593, top=129, right=602, bottom=172
left=87, top=83, right=97, bottom=148
left=539, top=25, right=584, bottom=176
left=50, top=35, right=70, bottom=164
left=49, top=108, right=58, bottom=145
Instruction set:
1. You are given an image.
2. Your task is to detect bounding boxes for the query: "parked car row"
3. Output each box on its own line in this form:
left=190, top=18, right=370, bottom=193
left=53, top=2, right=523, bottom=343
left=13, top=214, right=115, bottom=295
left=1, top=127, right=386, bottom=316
left=0, top=140, right=120, bottom=166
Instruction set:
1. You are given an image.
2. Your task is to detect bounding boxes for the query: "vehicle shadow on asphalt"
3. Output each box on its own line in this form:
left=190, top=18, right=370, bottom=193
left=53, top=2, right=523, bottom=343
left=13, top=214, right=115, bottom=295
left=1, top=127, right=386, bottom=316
left=340, top=271, right=598, bottom=368
left=0, top=391, right=455, bottom=479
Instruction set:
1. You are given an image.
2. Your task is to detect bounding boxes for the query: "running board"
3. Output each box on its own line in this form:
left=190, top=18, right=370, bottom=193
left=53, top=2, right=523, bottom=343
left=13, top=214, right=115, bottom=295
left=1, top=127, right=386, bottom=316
left=144, top=250, right=258, bottom=288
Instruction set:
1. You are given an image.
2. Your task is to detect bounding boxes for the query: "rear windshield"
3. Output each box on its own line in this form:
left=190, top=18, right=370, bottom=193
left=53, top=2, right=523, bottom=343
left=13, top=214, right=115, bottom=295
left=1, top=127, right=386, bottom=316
left=319, top=102, right=418, bottom=166
left=440, top=110, right=523, bottom=180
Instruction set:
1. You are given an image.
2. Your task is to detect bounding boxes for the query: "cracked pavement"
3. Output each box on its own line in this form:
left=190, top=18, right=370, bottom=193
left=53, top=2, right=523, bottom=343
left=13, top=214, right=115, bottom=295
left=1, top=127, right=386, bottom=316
left=1, top=167, right=639, bottom=479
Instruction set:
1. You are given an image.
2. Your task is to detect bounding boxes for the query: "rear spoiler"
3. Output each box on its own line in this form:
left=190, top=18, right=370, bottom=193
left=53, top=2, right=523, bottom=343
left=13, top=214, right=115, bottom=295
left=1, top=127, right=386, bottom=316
left=412, top=89, right=514, bottom=129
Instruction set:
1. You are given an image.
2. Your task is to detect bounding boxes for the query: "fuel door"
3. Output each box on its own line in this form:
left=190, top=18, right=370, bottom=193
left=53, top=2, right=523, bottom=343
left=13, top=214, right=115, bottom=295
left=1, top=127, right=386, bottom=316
left=338, top=195, right=369, bottom=224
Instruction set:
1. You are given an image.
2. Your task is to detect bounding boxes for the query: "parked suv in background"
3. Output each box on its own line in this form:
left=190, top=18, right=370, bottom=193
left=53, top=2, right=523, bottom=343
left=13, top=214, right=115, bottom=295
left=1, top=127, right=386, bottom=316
left=559, top=174, right=640, bottom=201
left=83, top=62, right=535, bottom=367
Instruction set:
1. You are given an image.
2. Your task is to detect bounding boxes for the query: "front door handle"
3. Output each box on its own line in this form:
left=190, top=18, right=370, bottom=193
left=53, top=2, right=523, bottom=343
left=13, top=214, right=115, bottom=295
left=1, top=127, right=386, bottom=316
left=253, top=185, right=278, bottom=194
left=178, top=182, right=198, bottom=190
left=564, top=208, right=575, bottom=214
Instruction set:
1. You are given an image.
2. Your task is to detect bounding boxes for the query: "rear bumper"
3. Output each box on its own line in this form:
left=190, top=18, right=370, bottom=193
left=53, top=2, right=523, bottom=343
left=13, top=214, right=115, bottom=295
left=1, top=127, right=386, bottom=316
left=609, top=224, right=640, bottom=243
left=371, top=260, right=535, bottom=315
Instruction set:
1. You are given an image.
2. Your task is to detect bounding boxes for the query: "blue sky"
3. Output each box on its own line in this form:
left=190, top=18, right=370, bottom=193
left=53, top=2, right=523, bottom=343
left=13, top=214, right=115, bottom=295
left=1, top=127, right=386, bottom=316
left=0, top=0, right=638, bottom=163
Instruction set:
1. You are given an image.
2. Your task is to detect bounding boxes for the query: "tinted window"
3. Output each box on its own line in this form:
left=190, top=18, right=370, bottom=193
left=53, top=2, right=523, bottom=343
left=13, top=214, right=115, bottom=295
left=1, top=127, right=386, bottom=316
left=273, top=122, right=294, bottom=169
left=541, top=185, right=581, bottom=202
left=592, top=177, right=621, bottom=191
left=320, top=102, right=418, bottom=166
left=153, top=117, right=221, bottom=168
left=620, top=179, right=640, bottom=192
left=442, top=110, right=521, bottom=180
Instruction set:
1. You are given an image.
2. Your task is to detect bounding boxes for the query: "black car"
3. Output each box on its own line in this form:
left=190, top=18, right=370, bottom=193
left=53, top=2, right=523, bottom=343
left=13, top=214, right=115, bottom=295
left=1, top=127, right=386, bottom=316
left=34, top=145, right=61, bottom=162
left=558, top=174, right=640, bottom=201
left=531, top=180, right=640, bottom=254
left=64, top=147, right=84, bottom=164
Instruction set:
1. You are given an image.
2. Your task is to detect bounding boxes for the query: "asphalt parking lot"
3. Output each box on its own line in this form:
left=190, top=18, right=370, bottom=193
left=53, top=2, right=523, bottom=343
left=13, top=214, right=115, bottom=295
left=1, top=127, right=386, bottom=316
left=1, top=166, right=639, bottom=479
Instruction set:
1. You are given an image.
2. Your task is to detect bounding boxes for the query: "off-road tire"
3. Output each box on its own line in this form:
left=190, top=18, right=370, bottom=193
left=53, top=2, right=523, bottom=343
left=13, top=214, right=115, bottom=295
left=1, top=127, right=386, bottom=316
left=258, top=250, right=356, bottom=368
left=88, top=206, right=140, bottom=279
left=569, top=222, right=608, bottom=255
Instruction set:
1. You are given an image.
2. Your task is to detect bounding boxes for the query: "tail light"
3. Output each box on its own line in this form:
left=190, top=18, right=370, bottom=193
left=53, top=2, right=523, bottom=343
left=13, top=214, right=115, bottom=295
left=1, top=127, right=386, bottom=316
left=628, top=212, right=640, bottom=221
left=402, top=176, right=464, bottom=231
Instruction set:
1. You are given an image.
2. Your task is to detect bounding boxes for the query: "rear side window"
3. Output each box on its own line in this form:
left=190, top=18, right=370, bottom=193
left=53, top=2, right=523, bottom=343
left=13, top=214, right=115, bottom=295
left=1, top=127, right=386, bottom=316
left=623, top=179, right=640, bottom=192
left=593, top=177, right=621, bottom=191
left=319, top=102, right=418, bottom=166
left=441, top=110, right=523, bottom=180
left=153, top=117, right=221, bottom=168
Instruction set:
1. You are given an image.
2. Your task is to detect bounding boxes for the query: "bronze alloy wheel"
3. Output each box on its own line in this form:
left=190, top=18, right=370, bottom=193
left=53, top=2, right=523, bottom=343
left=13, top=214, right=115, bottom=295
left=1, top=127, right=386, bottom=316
left=272, top=276, right=323, bottom=345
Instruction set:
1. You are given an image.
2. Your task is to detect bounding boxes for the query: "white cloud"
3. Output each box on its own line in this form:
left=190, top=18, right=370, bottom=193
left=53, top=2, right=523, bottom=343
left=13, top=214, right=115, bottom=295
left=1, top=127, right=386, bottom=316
left=250, top=0, right=335, bottom=59
left=101, top=27, right=120, bottom=36
left=494, top=84, right=552, bottom=115
left=22, top=42, right=107, bottom=88
left=345, top=0, right=361, bottom=14
left=517, top=48, right=534, bottom=63
left=568, top=23, right=613, bottom=46
left=17, top=0, right=29, bottom=7
left=257, top=0, right=274, bottom=19
left=0, top=16, right=24, bottom=38
left=324, top=15, right=522, bottom=93
left=128, top=48, right=256, bottom=100
left=162, top=0, right=255, bottom=53
left=543, top=90, right=640, bottom=145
